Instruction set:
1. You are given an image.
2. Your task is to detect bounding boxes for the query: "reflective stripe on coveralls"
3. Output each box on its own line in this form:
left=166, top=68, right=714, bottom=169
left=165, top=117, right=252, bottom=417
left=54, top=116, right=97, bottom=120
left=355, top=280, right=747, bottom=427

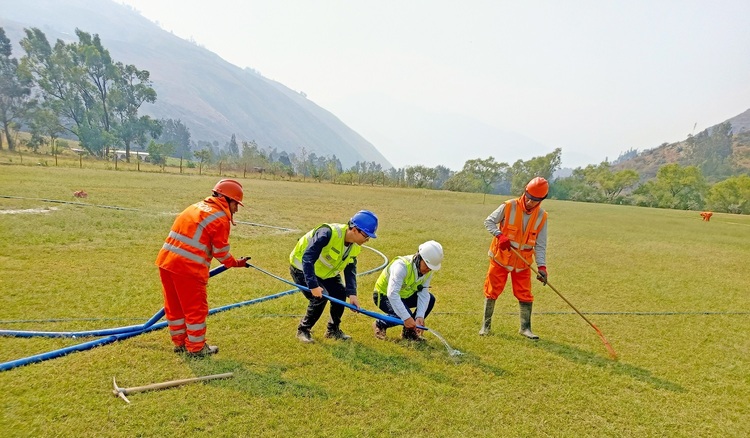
left=155, top=197, right=235, bottom=280
left=159, top=268, right=210, bottom=352
left=289, top=223, right=362, bottom=279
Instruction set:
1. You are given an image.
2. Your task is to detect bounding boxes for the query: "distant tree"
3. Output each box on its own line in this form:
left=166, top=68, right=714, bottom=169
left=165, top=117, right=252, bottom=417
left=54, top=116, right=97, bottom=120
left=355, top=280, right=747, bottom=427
left=26, top=106, right=64, bottom=153
left=405, top=165, right=437, bottom=188
left=19, top=27, right=156, bottom=157
left=634, top=163, right=707, bottom=210
left=147, top=139, right=175, bottom=171
left=509, top=148, right=562, bottom=194
left=158, top=118, right=191, bottom=159
left=74, top=29, right=118, bottom=156
left=194, top=148, right=212, bottom=175
left=111, top=63, right=159, bottom=161
left=688, top=122, right=734, bottom=179
left=462, top=157, right=508, bottom=203
left=612, top=148, right=639, bottom=165
left=706, top=174, right=750, bottom=214
left=572, top=161, right=640, bottom=202
left=433, top=165, right=454, bottom=189
left=326, top=155, right=341, bottom=183
left=443, top=170, right=482, bottom=193
left=278, top=150, right=292, bottom=168
left=0, top=27, right=33, bottom=151
left=226, top=133, right=239, bottom=157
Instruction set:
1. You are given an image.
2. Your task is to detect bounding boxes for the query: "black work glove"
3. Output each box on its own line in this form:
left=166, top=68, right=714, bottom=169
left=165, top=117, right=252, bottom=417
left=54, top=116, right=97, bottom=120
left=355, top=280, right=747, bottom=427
left=536, top=266, right=548, bottom=285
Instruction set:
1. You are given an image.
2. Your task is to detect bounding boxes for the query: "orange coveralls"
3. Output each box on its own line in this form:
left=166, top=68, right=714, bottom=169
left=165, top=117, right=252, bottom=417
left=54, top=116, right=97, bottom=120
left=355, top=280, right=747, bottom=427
left=155, top=197, right=241, bottom=352
left=484, top=197, right=548, bottom=303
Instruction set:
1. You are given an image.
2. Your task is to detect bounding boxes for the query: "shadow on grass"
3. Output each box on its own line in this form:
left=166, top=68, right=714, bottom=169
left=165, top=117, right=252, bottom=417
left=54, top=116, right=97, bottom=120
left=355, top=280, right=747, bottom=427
left=325, top=339, right=509, bottom=381
left=325, top=341, right=422, bottom=374
left=186, top=358, right=328, bottom=399
left=448, top=350, right=509, bottom=378
left=532, top=339, right=684, bottom=392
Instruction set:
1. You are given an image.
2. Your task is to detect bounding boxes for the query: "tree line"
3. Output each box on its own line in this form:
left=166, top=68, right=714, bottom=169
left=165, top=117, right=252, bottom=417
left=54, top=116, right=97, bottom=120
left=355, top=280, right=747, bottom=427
left=2, top=27, right=747, bottom=214
left=0, top=26, right=160, bottom=160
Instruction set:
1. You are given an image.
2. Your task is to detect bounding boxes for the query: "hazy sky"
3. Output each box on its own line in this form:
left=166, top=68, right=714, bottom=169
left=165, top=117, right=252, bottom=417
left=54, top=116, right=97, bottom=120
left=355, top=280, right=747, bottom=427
left=118, top=0, right=750, bottom=170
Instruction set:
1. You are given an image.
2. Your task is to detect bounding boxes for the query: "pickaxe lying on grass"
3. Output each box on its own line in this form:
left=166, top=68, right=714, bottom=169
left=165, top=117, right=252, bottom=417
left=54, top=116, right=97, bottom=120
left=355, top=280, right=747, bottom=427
left=508, top=247, right=618, bottom=360
left=112, top=372, right=234, bottom=403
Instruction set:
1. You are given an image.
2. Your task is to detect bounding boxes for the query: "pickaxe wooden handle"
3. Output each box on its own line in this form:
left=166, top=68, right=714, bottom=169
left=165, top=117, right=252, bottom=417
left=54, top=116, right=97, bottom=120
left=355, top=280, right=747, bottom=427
left=112, top=372, right=234, bottom=403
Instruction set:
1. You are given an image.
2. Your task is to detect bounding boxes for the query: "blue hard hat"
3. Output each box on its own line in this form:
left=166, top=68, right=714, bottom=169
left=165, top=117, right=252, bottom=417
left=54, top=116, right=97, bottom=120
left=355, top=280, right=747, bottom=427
left=350, top=210, right=378, bottom=238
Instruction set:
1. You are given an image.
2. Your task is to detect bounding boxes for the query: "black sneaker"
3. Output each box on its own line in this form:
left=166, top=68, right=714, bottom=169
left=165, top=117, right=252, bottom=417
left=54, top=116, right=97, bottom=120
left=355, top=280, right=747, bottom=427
left=373, top=321, right=387, bottom=340
left=173, top=345, right=187, bottom=353
left=324, top=327, right=352, bottom=341
left=296, top=329, right=315, bottom=343
left=401, top=328, right=425, bottom=342
left=187, top=344, right=219, bottom=357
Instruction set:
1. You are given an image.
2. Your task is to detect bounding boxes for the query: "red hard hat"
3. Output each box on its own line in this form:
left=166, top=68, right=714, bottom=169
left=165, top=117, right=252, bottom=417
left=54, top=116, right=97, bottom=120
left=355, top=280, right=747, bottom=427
left=213, top=179, right=244, bottom=206
left=525, top=177, right=549, bottom=201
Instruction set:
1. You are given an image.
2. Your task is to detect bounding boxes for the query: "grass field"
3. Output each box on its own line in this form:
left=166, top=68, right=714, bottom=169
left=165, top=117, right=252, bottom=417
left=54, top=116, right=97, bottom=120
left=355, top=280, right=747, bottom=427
left=0, top=164, right=748, bottom=437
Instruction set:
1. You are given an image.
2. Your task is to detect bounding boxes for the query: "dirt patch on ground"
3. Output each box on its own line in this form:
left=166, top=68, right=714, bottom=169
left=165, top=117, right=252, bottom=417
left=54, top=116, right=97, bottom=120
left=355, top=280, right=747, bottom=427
left=0, top=207, right=59, bottom=215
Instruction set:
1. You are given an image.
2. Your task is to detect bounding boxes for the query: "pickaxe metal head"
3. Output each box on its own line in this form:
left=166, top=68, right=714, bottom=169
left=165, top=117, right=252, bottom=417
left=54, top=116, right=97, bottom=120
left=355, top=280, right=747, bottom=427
left=112, top=377, right=131, bottom=403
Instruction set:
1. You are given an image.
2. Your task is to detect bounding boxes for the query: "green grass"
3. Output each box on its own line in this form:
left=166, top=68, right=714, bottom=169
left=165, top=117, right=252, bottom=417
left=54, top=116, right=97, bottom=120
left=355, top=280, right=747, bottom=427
left=0, top=165, right=748, bottom=437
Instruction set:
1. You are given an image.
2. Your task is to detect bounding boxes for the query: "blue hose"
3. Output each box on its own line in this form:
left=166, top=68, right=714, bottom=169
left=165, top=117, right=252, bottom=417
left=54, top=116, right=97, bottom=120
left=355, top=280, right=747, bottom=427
left=0, top=265, right=228, bottom=338
left=0, top=288, right=304, bottom=372
left=247, top=263, right=428, bottom=331
left=0, top=247, right=388, bottom=372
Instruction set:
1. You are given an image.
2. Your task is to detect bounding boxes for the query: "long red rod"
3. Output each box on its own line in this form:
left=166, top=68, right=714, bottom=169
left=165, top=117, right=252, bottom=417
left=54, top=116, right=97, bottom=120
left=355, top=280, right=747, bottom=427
left=506, top=248, right=618, bottom=359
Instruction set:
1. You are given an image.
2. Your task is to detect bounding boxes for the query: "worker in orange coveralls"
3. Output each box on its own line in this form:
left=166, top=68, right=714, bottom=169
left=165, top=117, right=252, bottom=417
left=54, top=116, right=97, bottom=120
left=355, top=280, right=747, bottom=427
left=480, top=177, right=550, bottom=340
left=700, top=211, right=713, bottom=222
left=155, top=179, right=250, bottom=357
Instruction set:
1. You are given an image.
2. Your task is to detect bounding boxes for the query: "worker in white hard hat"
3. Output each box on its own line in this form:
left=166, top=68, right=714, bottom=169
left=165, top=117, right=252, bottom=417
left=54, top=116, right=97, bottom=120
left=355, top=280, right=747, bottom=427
left=372, top=240, right=443, bottom=341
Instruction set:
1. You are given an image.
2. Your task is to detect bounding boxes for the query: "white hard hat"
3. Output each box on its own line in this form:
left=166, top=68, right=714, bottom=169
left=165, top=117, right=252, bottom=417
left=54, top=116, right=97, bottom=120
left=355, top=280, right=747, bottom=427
left=418, top=240, right=443, bottom=271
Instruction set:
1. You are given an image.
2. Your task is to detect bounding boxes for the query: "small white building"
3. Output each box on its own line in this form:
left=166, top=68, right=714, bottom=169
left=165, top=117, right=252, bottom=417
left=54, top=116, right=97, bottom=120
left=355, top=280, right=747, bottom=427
left=113, top=150, right=150, bottom=161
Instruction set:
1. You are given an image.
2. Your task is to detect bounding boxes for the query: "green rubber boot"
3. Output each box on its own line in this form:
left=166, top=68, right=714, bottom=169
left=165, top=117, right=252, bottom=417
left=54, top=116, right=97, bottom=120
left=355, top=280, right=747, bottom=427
left=479, top=298, right=496, bottom=336
left=519, top=301, right=539, bottom=340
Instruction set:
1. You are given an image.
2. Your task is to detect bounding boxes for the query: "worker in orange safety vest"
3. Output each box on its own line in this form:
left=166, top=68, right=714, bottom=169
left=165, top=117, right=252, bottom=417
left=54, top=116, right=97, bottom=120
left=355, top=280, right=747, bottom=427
left=155, top=179, right=250, bottom=357
left=480, top=177, right=550, bottom=340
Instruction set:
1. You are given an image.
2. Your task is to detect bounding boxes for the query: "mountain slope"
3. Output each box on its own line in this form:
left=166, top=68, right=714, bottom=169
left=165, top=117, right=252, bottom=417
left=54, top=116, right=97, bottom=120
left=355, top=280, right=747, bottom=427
left=613, top=108, right=750, bottom=180
left=0, top=0, right=392, bottom=168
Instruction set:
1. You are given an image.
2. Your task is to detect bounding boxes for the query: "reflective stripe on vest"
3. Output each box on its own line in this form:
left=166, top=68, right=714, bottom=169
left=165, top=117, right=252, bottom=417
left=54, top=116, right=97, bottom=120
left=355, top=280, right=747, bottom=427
left=489, top=198, right=547, bottom=271
left=374, top=255, right=432, bottom=299
left=290, top=223, right=361, bottom=279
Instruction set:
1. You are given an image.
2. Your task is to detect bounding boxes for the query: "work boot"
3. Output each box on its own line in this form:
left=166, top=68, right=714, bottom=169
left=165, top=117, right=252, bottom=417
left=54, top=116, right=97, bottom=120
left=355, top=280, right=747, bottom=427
left=401, top=327, right=425, bottom=342
left=187, top=344, right=219, bottom=357
left=173, top=345, right=187, bottom=354
left=296, top=329, right=315, bottom=343
left=519, top=301, right=539, bottom=340
left=479, top=298, right=496, bottom=336
left=324, top=326, right=352, bottom=341
left=373, top=321, right=387, bottom=340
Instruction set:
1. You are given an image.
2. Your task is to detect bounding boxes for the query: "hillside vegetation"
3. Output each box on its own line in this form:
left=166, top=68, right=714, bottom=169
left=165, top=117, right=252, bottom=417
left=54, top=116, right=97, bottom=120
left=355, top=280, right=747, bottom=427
left=614, top=118, right=750, bottom=181
left=0, top=0, right=391, bottom=168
